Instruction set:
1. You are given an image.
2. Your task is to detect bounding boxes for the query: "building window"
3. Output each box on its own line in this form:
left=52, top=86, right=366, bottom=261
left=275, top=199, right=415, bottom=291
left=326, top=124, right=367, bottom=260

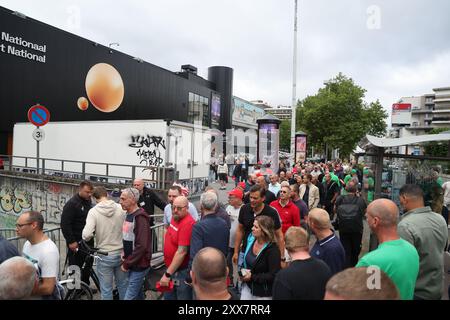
left=188, top=92, right=210, bottom=127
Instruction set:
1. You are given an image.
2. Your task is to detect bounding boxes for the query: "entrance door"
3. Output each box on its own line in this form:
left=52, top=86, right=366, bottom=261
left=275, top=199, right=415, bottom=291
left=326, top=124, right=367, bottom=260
left=7, top=132, right=13, bottom=155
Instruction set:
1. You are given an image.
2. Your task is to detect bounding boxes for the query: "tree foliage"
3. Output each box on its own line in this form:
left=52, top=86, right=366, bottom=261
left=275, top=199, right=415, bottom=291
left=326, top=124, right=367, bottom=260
left=279, top=120, right=291, bottom=152
left=423, top=127, right=450, bottom=157
left=296, top=73, right=387, bottom=158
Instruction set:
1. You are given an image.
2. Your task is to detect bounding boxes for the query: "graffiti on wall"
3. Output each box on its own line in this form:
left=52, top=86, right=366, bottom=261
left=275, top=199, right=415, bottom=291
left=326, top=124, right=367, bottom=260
left=129, top=134, right=166, bottom=169
left=0, top=187, right=32, bottom=214
left=0, top=179, right=75, bottom=227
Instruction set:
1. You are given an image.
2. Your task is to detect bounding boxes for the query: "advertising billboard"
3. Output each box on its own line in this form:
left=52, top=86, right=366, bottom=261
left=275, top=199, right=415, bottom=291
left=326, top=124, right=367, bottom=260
left=391, top=103, right=412, bottom=124
left=295, top=135, right=306, bottom=164
left=232, top=97, right=265, bottom=128
left=211, top=93, right=221, bottom=129
left=258, top=123, right=279, bottom=170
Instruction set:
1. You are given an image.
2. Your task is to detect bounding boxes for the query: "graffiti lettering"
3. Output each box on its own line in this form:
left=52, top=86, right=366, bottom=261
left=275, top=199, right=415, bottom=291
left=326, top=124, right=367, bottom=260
left=0, top=180, right=75, bottom=227
left=129, top=135, right=166, bottom=149
left=129, top=134, right=166, bottom=170
left=137, top=149, right=164, bottom=167
left=0, top=187, right=32, bottom=214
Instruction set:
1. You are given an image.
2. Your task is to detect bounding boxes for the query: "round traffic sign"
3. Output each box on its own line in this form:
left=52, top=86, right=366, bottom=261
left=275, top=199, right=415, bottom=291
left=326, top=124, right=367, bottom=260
left=32, top=128, right=45, bottom=141
left=28, top=104, right=50, bottom=127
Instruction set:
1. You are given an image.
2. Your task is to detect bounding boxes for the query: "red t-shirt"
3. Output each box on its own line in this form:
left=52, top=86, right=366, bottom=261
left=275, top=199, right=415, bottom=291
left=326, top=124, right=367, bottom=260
left=270, top=200, right=301, bottom=234
left=164, top=214, right=196, bottom=269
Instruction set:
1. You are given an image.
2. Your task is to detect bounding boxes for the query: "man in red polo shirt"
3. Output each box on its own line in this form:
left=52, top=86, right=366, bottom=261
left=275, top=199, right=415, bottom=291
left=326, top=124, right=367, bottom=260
left=270, top=185, right=301, bottom=234
left=159, top=195, right=195, bottom=300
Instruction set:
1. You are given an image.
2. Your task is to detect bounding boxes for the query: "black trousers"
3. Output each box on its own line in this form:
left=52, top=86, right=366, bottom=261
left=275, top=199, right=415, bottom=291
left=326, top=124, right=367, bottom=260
left=339, top=232, right=363, bottom=268
left=324, top=203, right=335, bottom=220
left=67, top=239, right=94, bottom=285
left=152, top=229, right=158, bottom=253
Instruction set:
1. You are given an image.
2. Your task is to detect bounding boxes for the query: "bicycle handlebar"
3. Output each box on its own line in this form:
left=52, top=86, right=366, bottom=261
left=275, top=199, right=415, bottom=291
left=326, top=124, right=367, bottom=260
left=78, top=240, right=109, bottom=256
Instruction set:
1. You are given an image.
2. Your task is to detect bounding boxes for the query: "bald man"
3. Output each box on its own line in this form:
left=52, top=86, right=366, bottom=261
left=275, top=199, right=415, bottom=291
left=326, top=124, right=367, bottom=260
left=356, top=199, right=419, bottom=300
left=308, top=208, right=345, bottom=275
left=325, top=267, right=400, bottom=300
left=161, top=196, right=195, bottom=300
left=191, top=247, right=238, bottom=300
left=133, top=178, right=166, bottom=226
left=0, top=256, right=38, bottom=300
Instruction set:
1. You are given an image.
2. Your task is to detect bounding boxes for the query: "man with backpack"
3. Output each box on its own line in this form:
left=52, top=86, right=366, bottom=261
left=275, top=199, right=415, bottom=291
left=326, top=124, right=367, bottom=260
left=333, top=181, right=367, bottom=267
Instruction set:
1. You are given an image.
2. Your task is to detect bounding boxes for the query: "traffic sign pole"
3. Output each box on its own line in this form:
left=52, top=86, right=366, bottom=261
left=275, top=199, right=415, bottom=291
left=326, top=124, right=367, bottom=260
left=36, top=127, right=40, bottom=174
left=27, top=104, right=50, bottom=174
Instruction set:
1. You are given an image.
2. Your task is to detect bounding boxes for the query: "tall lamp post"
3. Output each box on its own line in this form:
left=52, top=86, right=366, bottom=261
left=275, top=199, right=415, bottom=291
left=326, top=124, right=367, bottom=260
left=290, top=0, right=299, bottom=161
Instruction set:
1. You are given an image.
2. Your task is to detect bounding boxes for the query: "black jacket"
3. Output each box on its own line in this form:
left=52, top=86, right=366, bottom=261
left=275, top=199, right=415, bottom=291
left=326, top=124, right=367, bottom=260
left=0, top=235, right=19, bottom=264
left=138, top=187, right=167, bottom=226
left=61, top=194, right=92, bottom=244
left=244, top=241, right=281, bottom=297
left=233, top=164, right=242, bottom=177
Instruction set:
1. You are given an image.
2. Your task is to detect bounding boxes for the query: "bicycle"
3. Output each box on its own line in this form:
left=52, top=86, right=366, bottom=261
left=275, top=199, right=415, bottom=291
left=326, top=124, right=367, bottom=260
left=143, top=251, right=165, bottom=300
left=59, top=240, right=108, bottom=300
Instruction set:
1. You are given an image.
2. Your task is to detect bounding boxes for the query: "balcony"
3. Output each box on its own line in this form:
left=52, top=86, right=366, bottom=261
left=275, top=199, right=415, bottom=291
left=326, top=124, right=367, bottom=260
left=405, top=125, right=433, bottom=130
left=432, top=109, right=450, bottom=114
left=411, top=109, right=433, bottom=114
left=434, top=98, right=450, bottom=104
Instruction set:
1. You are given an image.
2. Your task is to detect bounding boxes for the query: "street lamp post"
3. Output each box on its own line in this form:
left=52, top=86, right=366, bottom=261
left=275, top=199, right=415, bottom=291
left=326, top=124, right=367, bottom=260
left=290, top=0, right=298, bottom=160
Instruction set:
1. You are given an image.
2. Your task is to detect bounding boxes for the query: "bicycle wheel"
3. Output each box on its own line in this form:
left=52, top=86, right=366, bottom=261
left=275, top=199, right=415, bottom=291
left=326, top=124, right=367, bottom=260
left=61, top=281, right=93, bottom=300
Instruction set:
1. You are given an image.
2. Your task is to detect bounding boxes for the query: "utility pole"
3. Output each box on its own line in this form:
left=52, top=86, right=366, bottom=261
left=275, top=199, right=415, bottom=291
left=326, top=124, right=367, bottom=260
left=290, top=0, right=298, bottom=160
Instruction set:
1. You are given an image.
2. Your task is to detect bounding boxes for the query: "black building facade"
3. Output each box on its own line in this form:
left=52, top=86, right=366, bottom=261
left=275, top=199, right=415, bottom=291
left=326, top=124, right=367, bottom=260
left=0, top=6, right=233, bottom=154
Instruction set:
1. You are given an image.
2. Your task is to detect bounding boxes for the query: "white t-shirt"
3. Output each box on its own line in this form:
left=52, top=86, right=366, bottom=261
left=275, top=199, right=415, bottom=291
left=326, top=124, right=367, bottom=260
left=23, top=239, right=59, bottom=279
left=226, top=204, right=242, bottom=248
left=443, top=181, right=450, bottom=206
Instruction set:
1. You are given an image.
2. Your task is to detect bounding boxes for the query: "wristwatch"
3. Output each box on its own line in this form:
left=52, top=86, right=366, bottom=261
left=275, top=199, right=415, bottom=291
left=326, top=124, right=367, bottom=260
left=164, top=271, right=172, bottom=278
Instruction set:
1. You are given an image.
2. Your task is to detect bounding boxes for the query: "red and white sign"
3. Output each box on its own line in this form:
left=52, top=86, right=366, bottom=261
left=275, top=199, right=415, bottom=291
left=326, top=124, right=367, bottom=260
left=392, top=103, right=411, bottom=124
left=392, top=103, right=411, bottom=111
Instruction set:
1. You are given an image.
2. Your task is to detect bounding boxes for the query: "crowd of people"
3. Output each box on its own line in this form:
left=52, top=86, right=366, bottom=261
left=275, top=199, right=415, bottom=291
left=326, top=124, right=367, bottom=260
left=0, top=159, right=449, bottom=300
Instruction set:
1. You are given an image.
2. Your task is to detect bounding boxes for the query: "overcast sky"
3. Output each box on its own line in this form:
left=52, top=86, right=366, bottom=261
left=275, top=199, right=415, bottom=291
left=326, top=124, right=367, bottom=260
left=2, top=0, right=450, bottom=125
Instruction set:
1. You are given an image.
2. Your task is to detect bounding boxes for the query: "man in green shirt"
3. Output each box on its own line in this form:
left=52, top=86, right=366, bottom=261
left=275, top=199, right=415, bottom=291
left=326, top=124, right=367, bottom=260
left=363, top=169, right=375, bottom=203
left=397, top=184, right=448, bottom=300
left=356, top=199, right=419, bottom=300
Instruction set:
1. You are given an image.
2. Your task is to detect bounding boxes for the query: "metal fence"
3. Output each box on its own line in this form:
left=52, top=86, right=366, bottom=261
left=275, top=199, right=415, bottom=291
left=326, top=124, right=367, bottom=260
left=0, top=154, right=174, bottom=190
left=1, top=221, right=166, bottom=277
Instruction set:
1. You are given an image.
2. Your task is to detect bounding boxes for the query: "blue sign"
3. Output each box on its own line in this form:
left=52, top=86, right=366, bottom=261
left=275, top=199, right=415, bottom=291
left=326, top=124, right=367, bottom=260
left=28, top=104, right=50, bottom=127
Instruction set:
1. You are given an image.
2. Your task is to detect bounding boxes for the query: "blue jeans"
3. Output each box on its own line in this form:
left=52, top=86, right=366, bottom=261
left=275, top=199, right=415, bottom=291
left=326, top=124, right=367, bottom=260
left=124, top=268, right=150, bottom=300
left=163, top=268, right=192, bottom=300
left=236, top=252, right=245, bottom=293
left=96, top=253, right=128, bottom=300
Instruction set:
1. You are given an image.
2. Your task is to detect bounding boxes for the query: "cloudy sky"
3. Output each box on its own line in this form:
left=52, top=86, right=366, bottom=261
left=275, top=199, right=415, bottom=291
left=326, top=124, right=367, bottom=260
left=2, top=0, right=450, bottom=125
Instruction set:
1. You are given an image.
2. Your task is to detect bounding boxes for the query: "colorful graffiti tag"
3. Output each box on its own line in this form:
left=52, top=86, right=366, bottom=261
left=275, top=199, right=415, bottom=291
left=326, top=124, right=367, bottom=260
left=0, top=187, right=32, bottom=214
left=0, top=179, right=76, bottom=227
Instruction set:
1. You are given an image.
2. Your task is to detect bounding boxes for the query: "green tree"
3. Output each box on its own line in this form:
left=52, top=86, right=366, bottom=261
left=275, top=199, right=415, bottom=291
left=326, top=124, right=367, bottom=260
left=296, top=73, right=387, bottom=158
left=424, top=127, right=449, bottom=157
left=279, top=120, right=291, bottom=152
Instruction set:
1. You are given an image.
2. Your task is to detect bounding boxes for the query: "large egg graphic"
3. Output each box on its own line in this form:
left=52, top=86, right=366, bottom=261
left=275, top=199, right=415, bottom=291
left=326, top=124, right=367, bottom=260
left=85, top=63, right=124, bottom=112
left=77, top=97, right=89, bottom=110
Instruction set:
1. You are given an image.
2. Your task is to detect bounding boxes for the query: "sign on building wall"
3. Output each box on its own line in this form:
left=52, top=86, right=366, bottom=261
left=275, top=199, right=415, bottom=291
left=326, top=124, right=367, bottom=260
left=211, top=93, right=221, bottom=129
left=232, top=97, right=265, bottom=127
left=391, top=103, right=412, bottom=124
